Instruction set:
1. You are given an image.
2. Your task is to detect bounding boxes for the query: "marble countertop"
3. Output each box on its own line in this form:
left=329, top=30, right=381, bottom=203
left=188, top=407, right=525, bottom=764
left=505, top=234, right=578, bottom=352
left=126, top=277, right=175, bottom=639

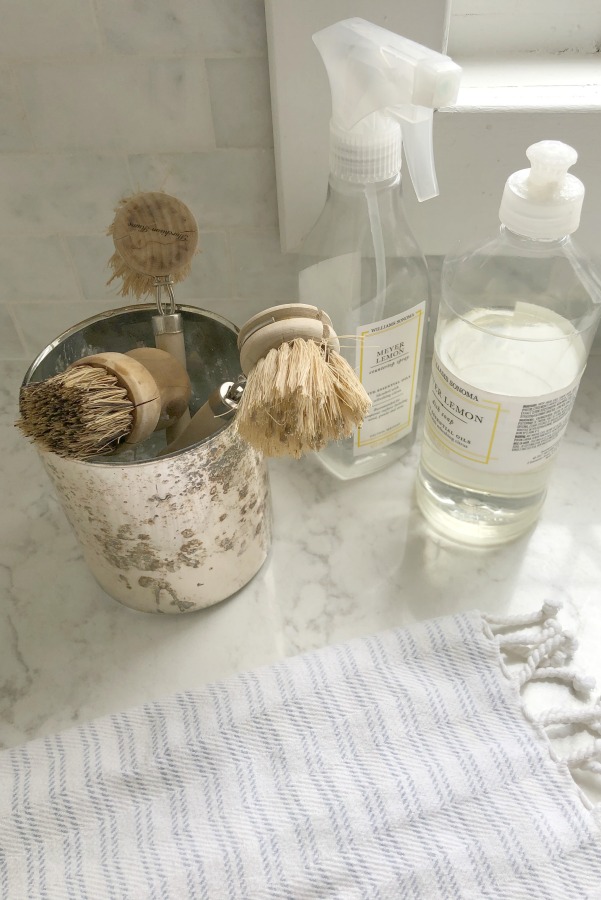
left=2, top=355, right=601, bottom=751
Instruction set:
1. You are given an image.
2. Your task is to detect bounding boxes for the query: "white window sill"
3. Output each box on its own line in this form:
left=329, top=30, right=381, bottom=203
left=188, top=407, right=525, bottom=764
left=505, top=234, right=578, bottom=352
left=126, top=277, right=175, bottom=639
left=453, top=56, right=601, bottom=111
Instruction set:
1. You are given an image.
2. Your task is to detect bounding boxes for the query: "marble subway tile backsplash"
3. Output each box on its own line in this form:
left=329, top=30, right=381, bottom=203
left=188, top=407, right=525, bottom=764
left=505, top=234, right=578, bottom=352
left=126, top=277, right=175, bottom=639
left=0, top=236, right=80, bottom=301
left=0, top=70, right=32, bottom=152
left=0, top=153, right=132, bottom=237
left=17, top=59, right=215, bottom=153
left=95, top=0, right=267, bottom=56
left=206, top=58, right=273, bottom=148
left=0, top=306, right=25, bottom=359
left=0, top=0, right=278, bottom=361
left=0, top=0, right=100, bottom=61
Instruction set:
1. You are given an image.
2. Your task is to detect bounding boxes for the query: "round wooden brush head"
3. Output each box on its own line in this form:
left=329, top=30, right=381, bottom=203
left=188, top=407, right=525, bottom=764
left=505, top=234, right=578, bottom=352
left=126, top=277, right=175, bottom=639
left=237, top=303, right=341, bottom=375
left=73, top=348, right=191, bottom=441
left=71, top=351, right=163, bottom=444
left=107, top=192, right=199, bottom=298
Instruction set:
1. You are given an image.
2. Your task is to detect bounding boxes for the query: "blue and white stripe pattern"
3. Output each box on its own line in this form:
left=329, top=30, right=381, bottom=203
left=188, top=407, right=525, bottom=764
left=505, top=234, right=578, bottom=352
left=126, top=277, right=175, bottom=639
left=2, top=611, right=601, bottom=898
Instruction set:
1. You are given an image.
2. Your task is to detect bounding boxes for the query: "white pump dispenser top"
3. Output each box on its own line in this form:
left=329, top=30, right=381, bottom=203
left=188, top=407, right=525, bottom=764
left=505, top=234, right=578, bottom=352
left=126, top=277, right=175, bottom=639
left=499, top=140, right=585, bottom=240
left=312, top=18, right=461, bottom=200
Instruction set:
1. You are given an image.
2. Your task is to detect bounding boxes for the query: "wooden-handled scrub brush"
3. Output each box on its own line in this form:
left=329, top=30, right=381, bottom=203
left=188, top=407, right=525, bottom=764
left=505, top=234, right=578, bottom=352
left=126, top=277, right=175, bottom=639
left=17, top=347, right=191, bottom=460
left=234, top=303, right=371, bottom=458
left=108, top=191, right=198, bottom=300
left=108, top=190, right=199, bottom=442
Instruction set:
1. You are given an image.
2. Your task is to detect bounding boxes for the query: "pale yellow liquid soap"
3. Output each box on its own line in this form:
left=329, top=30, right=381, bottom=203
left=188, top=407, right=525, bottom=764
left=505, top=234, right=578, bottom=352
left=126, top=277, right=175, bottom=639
left=417, top=304, right=587, bottom=544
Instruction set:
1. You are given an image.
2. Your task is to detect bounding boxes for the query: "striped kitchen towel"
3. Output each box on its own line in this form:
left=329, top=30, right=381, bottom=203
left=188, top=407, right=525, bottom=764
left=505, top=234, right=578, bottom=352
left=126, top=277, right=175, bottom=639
left=2, top=604, right=601, bottom=899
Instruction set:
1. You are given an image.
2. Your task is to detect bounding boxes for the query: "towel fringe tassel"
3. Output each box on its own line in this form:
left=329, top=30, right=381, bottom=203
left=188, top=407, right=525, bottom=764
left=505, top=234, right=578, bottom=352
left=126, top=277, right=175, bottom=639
left=484, top=601, right=601, bottom=783
left=485, top=601, right=562, bottom=630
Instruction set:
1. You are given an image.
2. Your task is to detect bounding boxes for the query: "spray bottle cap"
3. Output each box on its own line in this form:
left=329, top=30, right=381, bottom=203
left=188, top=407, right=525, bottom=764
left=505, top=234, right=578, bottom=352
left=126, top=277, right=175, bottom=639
left=312, top=18, right=461, bottom=199
left=499, top=141, right=585, bottom=239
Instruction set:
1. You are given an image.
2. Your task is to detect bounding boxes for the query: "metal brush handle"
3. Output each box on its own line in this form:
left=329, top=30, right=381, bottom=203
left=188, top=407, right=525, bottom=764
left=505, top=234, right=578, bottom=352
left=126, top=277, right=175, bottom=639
left=152, top=276, right=192, bottom=441
left=160, top=380, right=244, bottom=456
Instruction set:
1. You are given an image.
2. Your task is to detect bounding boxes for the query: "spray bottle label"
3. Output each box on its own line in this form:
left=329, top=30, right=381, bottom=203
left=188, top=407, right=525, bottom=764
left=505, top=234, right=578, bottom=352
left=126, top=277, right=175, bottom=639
left=425, top=353, right=582, bottom=473
left=354, top=302, right=425, bottom=455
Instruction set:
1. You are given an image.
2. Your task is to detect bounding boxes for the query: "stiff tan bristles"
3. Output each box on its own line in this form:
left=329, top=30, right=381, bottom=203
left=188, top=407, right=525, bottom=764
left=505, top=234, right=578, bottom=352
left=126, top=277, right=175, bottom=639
left=107, top=246, right=193, bottom=299
left=17, top=366, right=134, bottom=460
left=106, top=248, right=161, bottom=299
left=234, top=339, right=371, bottom=458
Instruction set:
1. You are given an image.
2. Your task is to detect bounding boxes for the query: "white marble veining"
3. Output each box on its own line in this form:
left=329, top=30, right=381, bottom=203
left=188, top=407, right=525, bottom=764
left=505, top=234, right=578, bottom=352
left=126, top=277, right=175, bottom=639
left=0, top=153, right=132, bottom=237
left=0, top=308, right=26, bottom=358
left=17, top=58, right=215, bottom=154
left=206, top=58, right=273, bottom=149
left=95, top=0, right=267, bottom=56
left=0, top=236, right=80, bottom=302
left=0, top=0, right=100, bottom=61
left=2, top=354, right=601, bottom=750
left=0, top=70, right=32, bottom=152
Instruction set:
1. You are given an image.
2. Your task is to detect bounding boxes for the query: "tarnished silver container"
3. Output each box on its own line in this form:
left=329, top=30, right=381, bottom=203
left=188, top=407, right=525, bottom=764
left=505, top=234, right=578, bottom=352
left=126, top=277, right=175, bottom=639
left=22, top=304, right=272, bottom=614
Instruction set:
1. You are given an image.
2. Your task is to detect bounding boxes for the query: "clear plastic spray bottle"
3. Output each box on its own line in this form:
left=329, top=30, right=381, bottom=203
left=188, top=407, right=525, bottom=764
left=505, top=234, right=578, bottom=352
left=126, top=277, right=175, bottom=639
left=416, top=141, right=601, bottom=545
left=298, top=18, right=461, bottom=480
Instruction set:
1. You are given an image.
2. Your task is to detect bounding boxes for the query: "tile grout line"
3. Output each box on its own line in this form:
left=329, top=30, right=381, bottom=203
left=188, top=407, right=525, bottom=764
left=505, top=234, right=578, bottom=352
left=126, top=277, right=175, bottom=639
left=7, top=63, right=37, bottom=153
left=59, top=236, right=86, bottom=302
left=5, top=304, right=30, bottom=361
left=1, top=51, right=267, bottom=66
left=224, top=227, right=238, bottom=300
left=87, top=0, right=106, bottom=54
left=200, top=57, right=218, bottom=151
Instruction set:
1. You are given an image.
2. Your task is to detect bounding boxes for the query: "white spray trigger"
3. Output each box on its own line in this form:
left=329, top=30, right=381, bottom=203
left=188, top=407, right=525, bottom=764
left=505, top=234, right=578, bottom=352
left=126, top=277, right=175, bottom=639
left=391, top=105, right=437, bottom=202
left=312, top=17, right=461, bottom=192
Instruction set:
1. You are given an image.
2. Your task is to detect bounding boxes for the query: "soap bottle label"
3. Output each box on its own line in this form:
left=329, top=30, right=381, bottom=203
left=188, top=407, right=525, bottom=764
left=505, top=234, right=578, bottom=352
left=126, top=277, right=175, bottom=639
left=354, top=303, right=425, bottom=455
left=425, top=353, right=581, bottom=473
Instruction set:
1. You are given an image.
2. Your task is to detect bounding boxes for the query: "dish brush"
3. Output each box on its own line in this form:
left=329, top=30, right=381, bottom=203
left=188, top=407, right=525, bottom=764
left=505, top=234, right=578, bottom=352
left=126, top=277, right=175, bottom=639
left=234, top=303, right=371, bottom=458
left=17, top=347, right=191, bottom=460
left=108, top=190, right=199, bottom=442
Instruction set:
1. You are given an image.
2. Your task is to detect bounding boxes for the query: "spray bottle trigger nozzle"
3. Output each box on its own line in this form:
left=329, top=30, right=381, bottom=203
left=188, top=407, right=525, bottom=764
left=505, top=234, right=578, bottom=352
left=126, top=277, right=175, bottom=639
left=312, top=17, right=461, bottom=195
left=390, top=106, right=438, bottom=202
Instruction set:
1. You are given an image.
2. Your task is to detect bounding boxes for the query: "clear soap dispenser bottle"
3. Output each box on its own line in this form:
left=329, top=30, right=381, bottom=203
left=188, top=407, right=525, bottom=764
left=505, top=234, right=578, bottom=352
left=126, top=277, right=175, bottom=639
left=297, top=18, right=461, bottom=480
left=416, top=141, right=601, bottom=545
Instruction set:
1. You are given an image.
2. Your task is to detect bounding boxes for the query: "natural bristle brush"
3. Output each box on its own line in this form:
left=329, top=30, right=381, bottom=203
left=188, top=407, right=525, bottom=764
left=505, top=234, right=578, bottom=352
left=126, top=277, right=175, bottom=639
left=234, top=303, right=371, bottom=458
left=108, top=191, right=198, bottom=299
left=108, top=191, right=199, bottom=442
left=17, top=348, right=191, bottom=460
